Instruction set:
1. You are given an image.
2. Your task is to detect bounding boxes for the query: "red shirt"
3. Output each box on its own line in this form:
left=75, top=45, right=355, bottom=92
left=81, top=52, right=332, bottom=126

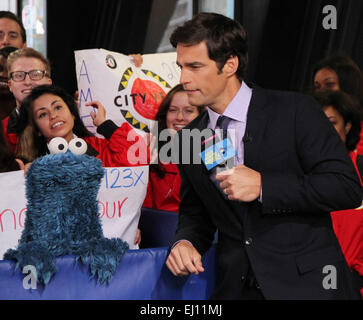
left=143, top=162, right=181, bottom=212
left=331, top=150, right=363, bottom=295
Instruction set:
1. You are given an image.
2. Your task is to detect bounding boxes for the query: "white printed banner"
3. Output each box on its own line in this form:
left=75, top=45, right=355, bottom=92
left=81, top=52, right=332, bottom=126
left=75, top=49, right=180, bottom=136
left=0, top=166, right=148, bottom=259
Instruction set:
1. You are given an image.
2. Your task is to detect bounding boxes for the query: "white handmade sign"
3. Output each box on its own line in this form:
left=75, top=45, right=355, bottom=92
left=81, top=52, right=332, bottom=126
left=75, top=49, right=180, bottom=137
left=0, top=166, right=148, bottom=259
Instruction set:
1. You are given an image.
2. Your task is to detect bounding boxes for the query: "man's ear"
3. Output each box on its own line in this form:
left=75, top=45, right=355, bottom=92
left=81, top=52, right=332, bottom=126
left=222, top=55, right=239, bottom=77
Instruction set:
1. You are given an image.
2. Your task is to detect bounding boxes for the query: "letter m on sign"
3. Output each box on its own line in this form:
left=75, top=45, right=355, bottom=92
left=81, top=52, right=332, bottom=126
left=79, top=88, right=93, bottom=104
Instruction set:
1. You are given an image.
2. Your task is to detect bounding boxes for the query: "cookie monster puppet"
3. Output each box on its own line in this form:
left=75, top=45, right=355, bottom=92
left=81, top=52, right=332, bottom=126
left=4, top=137, right=129, bottom=286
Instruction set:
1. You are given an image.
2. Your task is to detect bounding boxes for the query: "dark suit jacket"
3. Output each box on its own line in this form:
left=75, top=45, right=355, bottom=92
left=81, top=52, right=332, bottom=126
left=173, top=86, right=362, bottom=300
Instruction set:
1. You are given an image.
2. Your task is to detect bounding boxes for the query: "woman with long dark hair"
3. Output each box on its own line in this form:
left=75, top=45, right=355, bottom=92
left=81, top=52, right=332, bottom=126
left=143, top=84, right=204, bottom=212
left=16, top=84, right=148, bottom=166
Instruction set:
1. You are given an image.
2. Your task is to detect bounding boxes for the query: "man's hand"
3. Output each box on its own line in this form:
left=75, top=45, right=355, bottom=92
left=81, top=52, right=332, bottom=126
left=216, top=164, right=261, bottom=202
left=166, top=241, right=204, bottom=276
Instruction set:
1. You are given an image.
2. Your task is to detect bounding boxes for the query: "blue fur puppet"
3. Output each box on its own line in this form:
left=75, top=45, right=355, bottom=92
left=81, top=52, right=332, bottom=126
left=4, top=137, right=129, bottom=286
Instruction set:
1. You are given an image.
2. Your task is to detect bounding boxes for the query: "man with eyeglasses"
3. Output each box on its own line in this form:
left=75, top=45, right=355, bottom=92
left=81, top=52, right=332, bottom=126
left=0, top=11, right=26, bottom=49
left=2, top=47, right=52, bottom=151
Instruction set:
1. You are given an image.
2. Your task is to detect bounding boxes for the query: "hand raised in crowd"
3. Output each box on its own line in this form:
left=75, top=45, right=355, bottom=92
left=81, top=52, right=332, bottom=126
left=166, top=241, right=204, bottom=276
left=216, top=165, right=262, bottom=202
left=129, top=54, right=143, bottom=67
left=15, top=159, right=32, bottom=175
left=85, top=101, right=107, bottom=127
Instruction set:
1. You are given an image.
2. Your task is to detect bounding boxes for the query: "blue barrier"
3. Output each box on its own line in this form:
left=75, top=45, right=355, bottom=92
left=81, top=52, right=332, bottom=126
left=138, top=208, right=218, bottom=248
left=139, top=207, right=179, bottom=248
left=0, top=245, right=216, bottom=300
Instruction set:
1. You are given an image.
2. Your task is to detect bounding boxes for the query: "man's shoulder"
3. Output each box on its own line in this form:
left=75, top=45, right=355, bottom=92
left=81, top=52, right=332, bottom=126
left=255, top=85, right=316, bottom=104
left=252, top=85, right=320, bottom=114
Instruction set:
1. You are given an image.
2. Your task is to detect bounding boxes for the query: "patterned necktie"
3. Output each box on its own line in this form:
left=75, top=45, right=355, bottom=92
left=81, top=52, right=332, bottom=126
left=216, top=115, right=231, bottom=141
left=210, top=115, right=234, bottom=197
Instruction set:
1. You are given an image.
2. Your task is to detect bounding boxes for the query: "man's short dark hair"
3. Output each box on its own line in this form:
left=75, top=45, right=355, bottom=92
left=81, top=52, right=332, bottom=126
left=0, top=11, right=27, bottom=44
left=170, top=12, right=248, bottom=81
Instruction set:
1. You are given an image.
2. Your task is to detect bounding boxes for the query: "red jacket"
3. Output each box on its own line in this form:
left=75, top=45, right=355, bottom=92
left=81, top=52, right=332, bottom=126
left=143, top=162, right=181, bottom=212
left=2, top=115, right=148, bottom=167
left=2, top=112, right=18, bottom=153
left=84, top=120, right=149, bottom=167
left=331, top=150, right=363, bottom=295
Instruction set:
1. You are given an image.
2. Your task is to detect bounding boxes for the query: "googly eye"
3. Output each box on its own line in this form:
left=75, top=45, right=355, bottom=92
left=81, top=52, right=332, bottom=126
left=48, top=137, right=69, bottom=154
left=68, top=138, right=87, bottom=155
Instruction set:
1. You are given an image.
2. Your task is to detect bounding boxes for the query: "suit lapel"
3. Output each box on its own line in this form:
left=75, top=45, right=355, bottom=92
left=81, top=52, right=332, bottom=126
left=191, top=109, right=209, bottom=131
left=185, top=110, right=212, bottom=178
left=243, top=86, right=269, bottom=171
left=184, top=110, right=223, bottom=192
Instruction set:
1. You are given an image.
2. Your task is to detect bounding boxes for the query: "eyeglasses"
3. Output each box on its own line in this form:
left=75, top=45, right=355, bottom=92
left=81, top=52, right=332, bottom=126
left=9, top=70, right=49, bottom=82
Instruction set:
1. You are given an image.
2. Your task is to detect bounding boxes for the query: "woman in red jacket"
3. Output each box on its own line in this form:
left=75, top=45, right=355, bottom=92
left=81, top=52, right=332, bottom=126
left=143, top=84, right=204, bottom=212
left=313, top=89, right=363, bottom=295
left=15, top=84, right=148, bottom=167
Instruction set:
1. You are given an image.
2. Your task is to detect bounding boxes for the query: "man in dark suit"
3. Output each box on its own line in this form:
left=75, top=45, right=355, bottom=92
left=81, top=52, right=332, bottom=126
left=165, top=13, right=362, bottom=299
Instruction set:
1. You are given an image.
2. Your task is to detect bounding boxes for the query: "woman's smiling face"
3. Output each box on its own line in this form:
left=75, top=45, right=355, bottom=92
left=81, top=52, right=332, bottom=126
left=32, top=93, right=75, bottom=143
left=166, top=91, right=200, bottom=134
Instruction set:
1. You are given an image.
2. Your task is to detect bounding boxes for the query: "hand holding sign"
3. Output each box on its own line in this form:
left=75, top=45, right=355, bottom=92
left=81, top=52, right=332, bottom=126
left=129, top=54, right=143, bottom=67
left=85, top=101, right=107, bottom=127
left=216, top=164, right=261, bottom=202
